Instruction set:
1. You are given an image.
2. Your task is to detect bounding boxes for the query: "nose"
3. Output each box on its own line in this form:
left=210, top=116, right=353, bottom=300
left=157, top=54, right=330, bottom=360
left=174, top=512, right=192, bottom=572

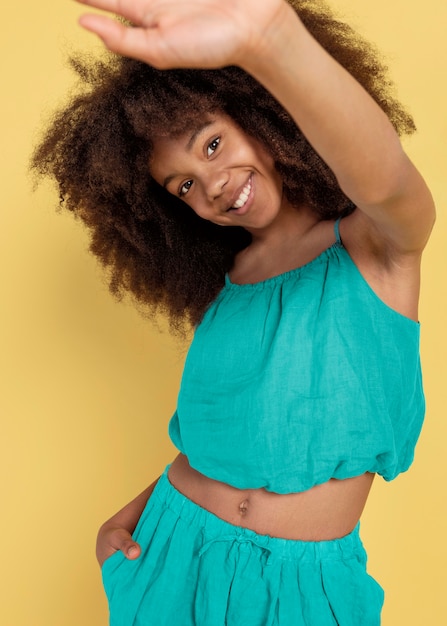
left=203, top=169, right=229, bottom=201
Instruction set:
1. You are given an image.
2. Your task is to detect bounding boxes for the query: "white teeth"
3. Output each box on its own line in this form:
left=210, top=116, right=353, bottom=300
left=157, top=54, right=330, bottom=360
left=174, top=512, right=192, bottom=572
left=234, top=193, right=248, bottom=209
left=232, top=179, right=252, bottom=209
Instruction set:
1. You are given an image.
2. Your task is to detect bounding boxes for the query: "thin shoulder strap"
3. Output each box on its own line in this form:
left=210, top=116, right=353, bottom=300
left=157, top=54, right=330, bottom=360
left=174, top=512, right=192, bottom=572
left=334, top=216, right=343, bottom=245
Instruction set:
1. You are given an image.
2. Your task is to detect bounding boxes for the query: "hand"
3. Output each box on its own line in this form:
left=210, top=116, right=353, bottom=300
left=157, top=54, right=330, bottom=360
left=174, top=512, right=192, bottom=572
left=96, top=523, right=142, bottom=568
left=95, top=477, right=159, bottom=567
left=76, top=0, right=289, bottom=70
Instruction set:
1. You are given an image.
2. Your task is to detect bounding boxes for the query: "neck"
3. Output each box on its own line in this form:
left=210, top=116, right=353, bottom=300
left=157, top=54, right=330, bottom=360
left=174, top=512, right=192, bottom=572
left=247, top=202, right=319, bottom=248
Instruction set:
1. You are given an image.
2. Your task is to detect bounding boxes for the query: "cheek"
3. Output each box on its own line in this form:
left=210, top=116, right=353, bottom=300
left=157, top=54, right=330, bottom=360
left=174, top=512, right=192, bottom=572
left=270, top=165, right=284, bottom=196
left=180, top=196, right=209, bottom=221
left=253, top=149, right=282, bottom=190
left=187, top=199, right=228, bottom=226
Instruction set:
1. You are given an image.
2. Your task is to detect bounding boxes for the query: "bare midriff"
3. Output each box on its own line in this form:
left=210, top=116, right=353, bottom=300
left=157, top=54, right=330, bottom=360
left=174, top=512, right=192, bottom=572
left=167, top=454, right=375, bottom=541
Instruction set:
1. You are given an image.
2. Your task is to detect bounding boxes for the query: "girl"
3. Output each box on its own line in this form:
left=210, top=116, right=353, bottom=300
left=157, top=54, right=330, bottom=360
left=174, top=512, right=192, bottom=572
left=32, top=0, right=435, bottom=623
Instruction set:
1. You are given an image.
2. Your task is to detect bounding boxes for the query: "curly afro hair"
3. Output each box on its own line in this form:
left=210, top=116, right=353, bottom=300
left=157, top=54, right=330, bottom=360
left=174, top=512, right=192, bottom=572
left=31, top=0, right=416, bottom=331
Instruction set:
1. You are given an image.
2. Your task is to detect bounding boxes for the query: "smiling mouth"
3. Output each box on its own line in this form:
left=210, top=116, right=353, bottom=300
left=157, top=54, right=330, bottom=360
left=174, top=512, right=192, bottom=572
left=228, top=176, right=253, bottom=211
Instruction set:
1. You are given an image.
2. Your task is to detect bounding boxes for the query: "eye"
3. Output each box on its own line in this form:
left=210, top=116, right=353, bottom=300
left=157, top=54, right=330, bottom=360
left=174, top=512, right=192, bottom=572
left=207, top=137, right=220, bottom=157
left=179, top=180, right=193, bottom=197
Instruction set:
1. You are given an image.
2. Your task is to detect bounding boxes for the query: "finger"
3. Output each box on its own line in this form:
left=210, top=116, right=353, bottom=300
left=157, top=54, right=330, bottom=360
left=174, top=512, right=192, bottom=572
left=120, top=539, right=142, bottom=560
left=79, top=15, right=174, bottom=68
left=78, top=13, right=134, bottom=41
left=109, top=529, right=142, bottom=559
left=76, top=0, right=152, bottom=27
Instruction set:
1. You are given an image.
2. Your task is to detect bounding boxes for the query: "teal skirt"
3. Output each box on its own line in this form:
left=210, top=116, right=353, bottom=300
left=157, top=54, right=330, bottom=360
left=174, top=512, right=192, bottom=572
left=102, top=466, right=384, bottom=625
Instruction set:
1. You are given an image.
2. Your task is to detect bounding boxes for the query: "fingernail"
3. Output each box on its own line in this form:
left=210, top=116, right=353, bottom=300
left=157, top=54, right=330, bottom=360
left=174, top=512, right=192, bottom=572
left=128, top=546, right=138, bottom=557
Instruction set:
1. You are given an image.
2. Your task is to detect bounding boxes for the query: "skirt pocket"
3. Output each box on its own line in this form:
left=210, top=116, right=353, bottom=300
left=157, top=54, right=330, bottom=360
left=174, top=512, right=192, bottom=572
left=320, top=555, right=384, bottom=626
left=102, top=550, right=127, bottom=603
left=101, top=483, right=160, bottom=605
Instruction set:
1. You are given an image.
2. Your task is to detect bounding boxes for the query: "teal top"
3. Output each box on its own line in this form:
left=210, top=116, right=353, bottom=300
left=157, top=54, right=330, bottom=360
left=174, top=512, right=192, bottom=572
left=169, top=218, right=425, bottom=494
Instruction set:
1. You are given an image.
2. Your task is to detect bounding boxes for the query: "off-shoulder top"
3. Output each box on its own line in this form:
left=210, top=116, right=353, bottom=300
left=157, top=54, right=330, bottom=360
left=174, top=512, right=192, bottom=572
left=169, top=218, right=425, bottom=493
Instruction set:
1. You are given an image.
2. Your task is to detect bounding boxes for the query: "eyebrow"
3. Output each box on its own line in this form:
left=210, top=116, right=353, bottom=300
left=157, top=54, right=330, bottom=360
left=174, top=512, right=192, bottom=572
left=185, top=120, right=214, bottom=151
left=162, top=120, right=215, bottom=188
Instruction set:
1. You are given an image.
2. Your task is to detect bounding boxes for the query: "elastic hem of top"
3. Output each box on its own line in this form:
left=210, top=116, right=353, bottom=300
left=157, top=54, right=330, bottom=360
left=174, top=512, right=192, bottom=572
left=224, top=242, right=343, bottom=289
left=150, top=465, right=364, bottom=563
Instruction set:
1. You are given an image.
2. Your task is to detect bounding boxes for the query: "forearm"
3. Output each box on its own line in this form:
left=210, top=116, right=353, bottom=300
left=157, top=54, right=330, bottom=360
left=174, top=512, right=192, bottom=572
left=100, top=478, right=159, bottom=534
left=243, top=4, right=408, bottom=210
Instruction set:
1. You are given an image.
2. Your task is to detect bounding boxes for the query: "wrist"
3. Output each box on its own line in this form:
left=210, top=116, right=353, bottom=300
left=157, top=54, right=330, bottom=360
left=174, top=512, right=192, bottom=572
left=240, top=1, right=303, bottom=78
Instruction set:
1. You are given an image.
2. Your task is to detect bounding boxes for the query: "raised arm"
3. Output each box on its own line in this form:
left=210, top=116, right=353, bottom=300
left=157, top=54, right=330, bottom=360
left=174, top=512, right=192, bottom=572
left=244, top=9, right=435, bottom=255
left=76, top=0, right=435, bottom=254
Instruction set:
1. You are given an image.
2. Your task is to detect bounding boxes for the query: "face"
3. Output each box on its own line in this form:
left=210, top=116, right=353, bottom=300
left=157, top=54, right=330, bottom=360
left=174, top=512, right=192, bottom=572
left=149, top=113, right=288, bottom=232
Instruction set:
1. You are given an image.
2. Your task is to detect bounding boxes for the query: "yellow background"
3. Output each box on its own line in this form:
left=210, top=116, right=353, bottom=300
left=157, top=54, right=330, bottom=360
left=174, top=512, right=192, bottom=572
left=1, top=1, right=446, bottom=624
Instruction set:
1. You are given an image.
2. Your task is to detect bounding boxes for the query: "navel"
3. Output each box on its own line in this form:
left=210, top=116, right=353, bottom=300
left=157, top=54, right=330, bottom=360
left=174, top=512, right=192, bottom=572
left=238, top=499, right=249, bottom=516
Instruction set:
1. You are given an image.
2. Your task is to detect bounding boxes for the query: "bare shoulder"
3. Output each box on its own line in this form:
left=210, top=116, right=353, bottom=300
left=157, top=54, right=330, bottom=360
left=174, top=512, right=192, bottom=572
left=339, top=210, right=423, bottom=322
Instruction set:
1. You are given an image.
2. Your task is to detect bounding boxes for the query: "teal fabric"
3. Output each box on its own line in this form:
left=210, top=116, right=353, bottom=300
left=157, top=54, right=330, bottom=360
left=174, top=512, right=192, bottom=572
left=102, top=467, right=384, bottom=626
left=169, top=218, right=425, bottom=493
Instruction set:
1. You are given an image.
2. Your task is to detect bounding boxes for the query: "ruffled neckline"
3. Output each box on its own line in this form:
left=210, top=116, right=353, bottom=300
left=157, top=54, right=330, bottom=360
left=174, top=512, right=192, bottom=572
left=224, top=242, right=342, bottom=289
